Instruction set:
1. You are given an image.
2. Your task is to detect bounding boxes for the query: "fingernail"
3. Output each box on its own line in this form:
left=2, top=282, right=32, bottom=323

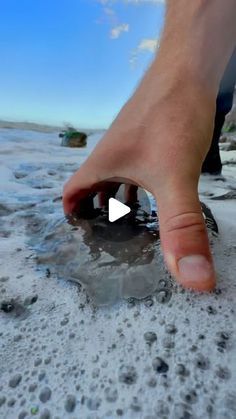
left=178, top=255, right=213, bottom=283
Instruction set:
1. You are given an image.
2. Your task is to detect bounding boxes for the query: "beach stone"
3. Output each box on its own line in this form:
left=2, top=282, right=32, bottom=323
left=39, top=387, right=52, bottom=403
left=9, top=373, right=22, bottom=388
left=65, top=395, right=76, bottom=412
left=60, top=131, right=87, bottom=148
left=40, top=409, right=51, bottom=419
left=18, top=411, right=28, bottom=419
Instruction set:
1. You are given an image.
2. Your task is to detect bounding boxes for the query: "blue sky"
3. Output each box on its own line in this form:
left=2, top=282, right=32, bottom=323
left=0, top=0, right=165, bottom=128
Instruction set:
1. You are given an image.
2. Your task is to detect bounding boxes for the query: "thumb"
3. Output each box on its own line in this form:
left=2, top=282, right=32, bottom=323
left=156, top=180, right=216, bottom=292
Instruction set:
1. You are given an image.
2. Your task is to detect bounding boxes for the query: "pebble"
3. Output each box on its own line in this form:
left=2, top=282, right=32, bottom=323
left=18, top=411, right=28, bottom=419
left=9, top=373, right=22, bottom=388
left=40, top=409, right=51, bottom=419
left=39, top=387, right=52, bottom=403
left=29, top=383, right=38, bottom=392
left=65, top=395, right=76, bottom=413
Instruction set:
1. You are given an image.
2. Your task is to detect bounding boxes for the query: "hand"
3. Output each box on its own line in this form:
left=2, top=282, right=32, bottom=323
left=63, top=70, right=217, bottom=291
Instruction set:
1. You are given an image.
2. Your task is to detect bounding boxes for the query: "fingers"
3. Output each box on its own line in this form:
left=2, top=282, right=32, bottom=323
left=124, top=185, right=138, bottom=205
left=63, top=163, right=131, bottom=215
left=156, top=180, right=216, bottom=292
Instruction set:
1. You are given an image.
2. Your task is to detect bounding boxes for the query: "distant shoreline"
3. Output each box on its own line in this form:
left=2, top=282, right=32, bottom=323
left=0, top=120, right=105, bottom=134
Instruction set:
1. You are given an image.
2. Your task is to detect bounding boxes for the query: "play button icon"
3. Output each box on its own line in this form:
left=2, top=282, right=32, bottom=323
left=108, top=198, right=131, bottom=222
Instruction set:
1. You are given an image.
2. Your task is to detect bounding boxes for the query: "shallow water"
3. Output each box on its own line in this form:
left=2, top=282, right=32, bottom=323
left=0, top=128, right=233, bottom=306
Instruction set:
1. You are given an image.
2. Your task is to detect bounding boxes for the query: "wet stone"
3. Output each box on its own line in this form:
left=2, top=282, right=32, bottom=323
left=0, top=276, right=9, bottom=282
left=29, top=383, right=38, bottom=392
left=39, top=387, right=52, bottom=403
left=0, top=396, right=6, bottom=406
left=65, top=395, right=76, bottom=413
left=34, top=358, right=42, bottom=367
left=18, top=411, right=28, bottom=419
left=9, top=373, right=22, bottom=388
left=152, top=357, right=169, bottom=374
left=119, top=365, right=138, bottom=385
left=38, top=371, right=46, bottom=381
left=144, top=332, right=157, bottom=345
left=40, top=409, right=51, bottom=419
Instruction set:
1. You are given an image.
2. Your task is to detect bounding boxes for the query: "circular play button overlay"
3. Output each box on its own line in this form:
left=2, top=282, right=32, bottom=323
left=68, top=183, right=156, bottom=243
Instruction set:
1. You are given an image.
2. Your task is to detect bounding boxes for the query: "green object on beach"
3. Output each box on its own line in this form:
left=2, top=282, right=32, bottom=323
left=60, top=127, right=87, bottom=148
left=223, top=121, right=236, bottom=133
left=31, top=406, right=39, bottom=415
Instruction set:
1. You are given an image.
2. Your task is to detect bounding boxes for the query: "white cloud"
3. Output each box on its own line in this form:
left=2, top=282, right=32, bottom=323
left=110, top=23, right=130, bottom=39
left=138, top=38, right=158, bottom=52
left=129, top=38, right=158, bottom=67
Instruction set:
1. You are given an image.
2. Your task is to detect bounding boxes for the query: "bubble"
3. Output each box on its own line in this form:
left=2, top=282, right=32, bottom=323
left=144, top=332, right=157, bottom=345
left=152, top=357, right=169, bottom=374
left=104, top=387, right=118, bottom=403
left=86, top=397, right=101, bottom=411
left=119, top=365, right=138, bottom=385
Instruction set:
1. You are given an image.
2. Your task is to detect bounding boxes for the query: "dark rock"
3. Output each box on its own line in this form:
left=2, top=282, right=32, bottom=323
left=39, top=387, right=52, bottom=403
left=9, top=373, right=22, bottom=388
left=65, top=395, right=76, bottom=413
left=60, top=130, right=87, bottom=148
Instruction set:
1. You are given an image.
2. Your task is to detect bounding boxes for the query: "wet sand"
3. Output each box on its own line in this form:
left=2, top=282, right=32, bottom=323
left=0, top=127, right=236, bottom=418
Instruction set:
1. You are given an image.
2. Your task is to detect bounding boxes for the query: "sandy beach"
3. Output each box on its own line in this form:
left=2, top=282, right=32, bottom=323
left=0, top=126, right=236, bottom=418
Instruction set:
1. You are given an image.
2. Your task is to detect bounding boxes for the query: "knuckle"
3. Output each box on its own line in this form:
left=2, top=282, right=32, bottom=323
left=164, top=211, right=205, bottom=234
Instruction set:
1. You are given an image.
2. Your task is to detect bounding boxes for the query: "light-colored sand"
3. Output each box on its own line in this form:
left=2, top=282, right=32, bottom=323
left=0, top=128, right=236, bottom=419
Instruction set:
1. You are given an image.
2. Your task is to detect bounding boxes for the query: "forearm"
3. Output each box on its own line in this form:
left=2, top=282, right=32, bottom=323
left=145, top=0, right=236, bottom=97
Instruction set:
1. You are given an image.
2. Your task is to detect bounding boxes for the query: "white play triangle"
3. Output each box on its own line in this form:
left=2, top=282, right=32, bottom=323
left=108, top=198, right=131, bottom=222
